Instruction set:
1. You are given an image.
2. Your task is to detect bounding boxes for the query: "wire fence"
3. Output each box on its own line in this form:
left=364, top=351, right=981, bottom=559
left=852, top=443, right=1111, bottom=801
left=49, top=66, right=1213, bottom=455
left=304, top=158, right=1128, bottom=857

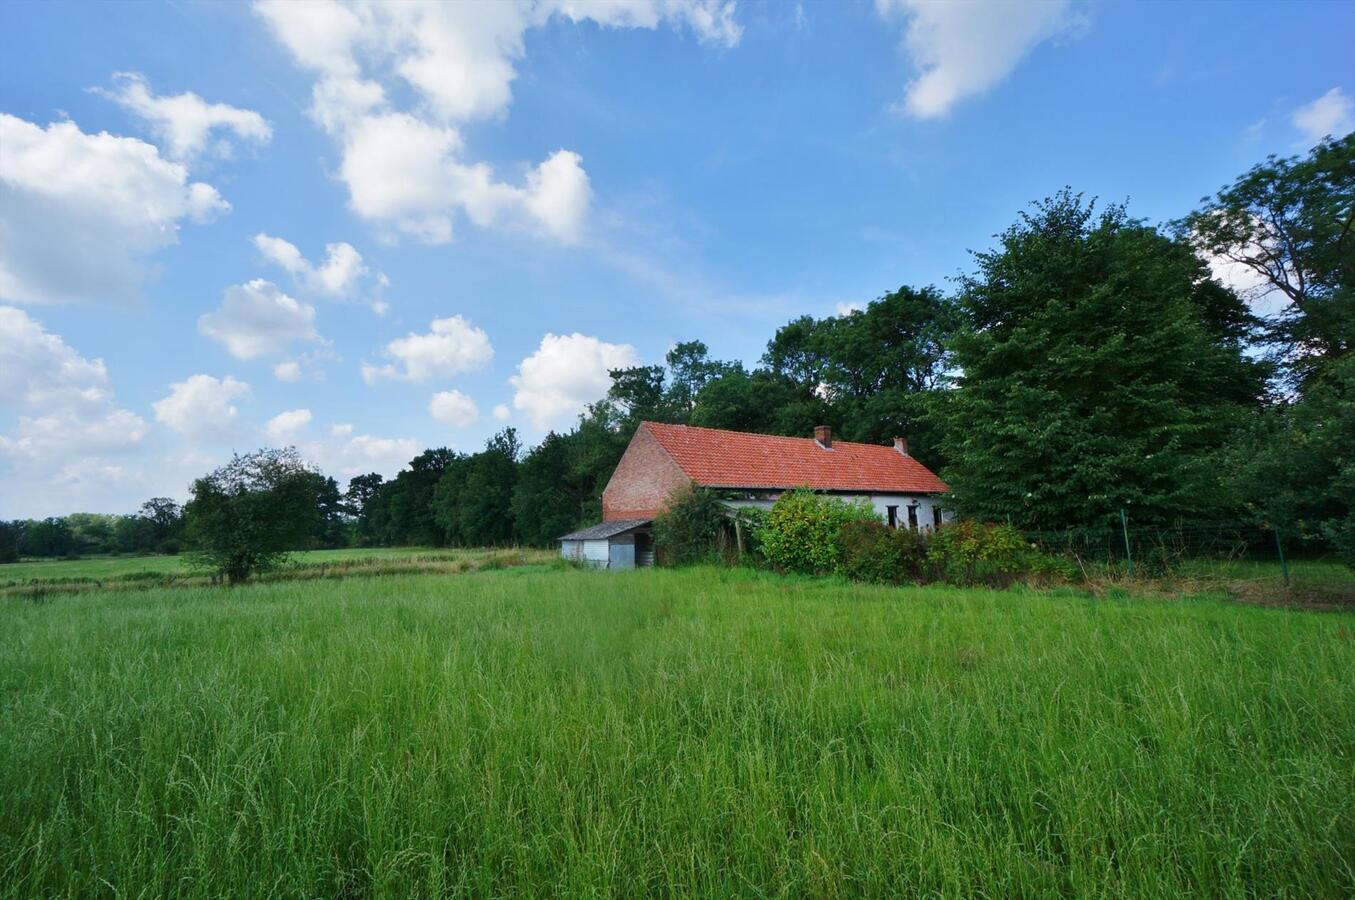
left=1016, top=511, right=1301, bottom=584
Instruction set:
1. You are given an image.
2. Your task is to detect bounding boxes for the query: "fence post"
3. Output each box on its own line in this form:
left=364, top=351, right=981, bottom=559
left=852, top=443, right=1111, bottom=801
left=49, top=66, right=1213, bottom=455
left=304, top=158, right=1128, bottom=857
left=1119, top=508, right=1133, bottom=577
left=1273, top=526, right=1290, bottom=587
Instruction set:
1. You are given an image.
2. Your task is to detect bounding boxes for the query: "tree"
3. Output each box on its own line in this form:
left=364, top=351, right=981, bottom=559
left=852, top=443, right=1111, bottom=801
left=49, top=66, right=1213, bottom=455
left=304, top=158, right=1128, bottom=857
left=1229, top=354, right=1355, bottom=567
left=935, top=191, right=1267, bottom=530
left=511, top=432, right=582, bottom=546
left=811, top=286, right=959, bottom=466
left=113, top=514, right=157, bottom=555
left=183, top=448, right=323, bottom=584
left=139, top=497, right=184, bottom=551
left=432, top=429, right=521, bottom=546
left=344, top=473, right=385, bottom=546
left=21, top=517, right=75, bottom=558
left=664, top=340, right=740, bottom=415
left=1180, top=133, right=1354, bottom=385
left=0, top=521, right=20, bottom=564
left=689, top=368, right=831, bottom=437
left=605, top=365, right=669, bottom=422
left=65, top=513, right=119, bottom=555
left=301, top=472, right=347, bottom=548
left=381, top=448, right=457, bottom=545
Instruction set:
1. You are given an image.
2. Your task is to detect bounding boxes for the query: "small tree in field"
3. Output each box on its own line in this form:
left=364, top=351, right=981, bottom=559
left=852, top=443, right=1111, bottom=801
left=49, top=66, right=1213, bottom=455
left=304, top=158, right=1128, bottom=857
left=184, top=448, right=322, bottom=584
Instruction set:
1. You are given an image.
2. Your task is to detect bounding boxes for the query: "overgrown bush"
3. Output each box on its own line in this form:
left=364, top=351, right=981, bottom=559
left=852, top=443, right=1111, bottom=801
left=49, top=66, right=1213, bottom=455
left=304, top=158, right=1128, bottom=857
left=653, top=486, right=728, bottom=566
left=756, top=489, right=876, bottom=575
left=927, top=521, right=1037, bottom=587
left=837, top=519, right=930, bottom=584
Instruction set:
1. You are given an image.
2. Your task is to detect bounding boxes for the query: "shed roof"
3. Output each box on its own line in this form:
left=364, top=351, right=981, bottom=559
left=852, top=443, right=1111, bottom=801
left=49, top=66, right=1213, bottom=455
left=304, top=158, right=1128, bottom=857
left=559, top=519, right=652, bottom=541
left=641, top=422, right=948, bottom=494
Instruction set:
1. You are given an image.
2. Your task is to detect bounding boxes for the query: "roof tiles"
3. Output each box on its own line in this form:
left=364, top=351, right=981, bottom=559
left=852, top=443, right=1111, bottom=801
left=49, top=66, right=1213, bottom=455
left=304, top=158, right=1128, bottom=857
left=642, top=422, right=948, bottom=494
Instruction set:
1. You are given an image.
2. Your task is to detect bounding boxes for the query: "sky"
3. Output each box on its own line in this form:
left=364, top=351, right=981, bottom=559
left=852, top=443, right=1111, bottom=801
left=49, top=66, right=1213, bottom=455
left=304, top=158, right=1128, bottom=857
left=1, top=0, right=1353, bottom=519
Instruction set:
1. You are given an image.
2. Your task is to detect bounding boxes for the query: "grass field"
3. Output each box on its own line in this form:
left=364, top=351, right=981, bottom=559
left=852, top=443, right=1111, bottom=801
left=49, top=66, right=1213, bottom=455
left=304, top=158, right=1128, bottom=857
left=0, top=546, right=540, bottom=584
left=2, top=567, right=1352, bottom=897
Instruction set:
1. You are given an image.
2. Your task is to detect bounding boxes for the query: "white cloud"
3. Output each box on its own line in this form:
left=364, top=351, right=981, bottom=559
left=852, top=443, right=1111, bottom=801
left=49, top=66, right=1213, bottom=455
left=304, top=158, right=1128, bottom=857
left=199, top=279, right=322, bottom=360
left=153, top=374, right=251, bottom=440
left=429, top=389, right=480, bottom=427
left=0, top=306, right=148, bottom=466
left=274, top=360, right=303, bottom=382
left=362, top=315, right=493, bottom=382
left=492, top=403, right=512, bottom=422
left=254, top=0, right=739, bottom=244
left=1292, top=87, right=1354, bottom=146
left=94, top=72, right=272, bottom=161
left=0, top=113, right=228, bottom=305
left=335, top=111, right=592, bottom=243
left=835, top=301, right=864, bottom=316
left=300, top=430, right=421, bottom=479
left=876, top=0, right=1081, bottom=119
left=510, top=332, right=638, bottom=430
left=253, top=232, right=380, bottom=300
left=265, top=408, right=313, bottom=441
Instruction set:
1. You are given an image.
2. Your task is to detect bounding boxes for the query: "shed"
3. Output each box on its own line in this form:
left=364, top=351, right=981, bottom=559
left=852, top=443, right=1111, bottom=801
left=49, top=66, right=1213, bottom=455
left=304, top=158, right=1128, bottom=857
left=559, top=519, right=654, bottom=569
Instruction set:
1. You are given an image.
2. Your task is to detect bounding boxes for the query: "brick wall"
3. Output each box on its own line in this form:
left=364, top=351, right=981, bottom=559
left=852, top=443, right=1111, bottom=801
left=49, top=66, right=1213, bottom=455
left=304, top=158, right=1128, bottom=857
left=602, top=423, right=692, bottom=521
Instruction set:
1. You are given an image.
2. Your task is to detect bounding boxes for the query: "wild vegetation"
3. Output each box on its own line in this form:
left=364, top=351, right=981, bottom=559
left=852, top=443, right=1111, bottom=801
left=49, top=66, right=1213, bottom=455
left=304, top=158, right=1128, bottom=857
left=3, top=568, right=1351, bottom=897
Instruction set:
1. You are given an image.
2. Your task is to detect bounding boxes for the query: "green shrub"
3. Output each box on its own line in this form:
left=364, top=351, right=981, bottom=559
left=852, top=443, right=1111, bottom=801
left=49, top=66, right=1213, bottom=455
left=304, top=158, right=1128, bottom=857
left=653, top=487, right=728, bottom=566
left=837, top=520, right=930, bottom=584
left=756, top=489, right=876, bottom=575
left=927, top=521, right=1035, bottom=587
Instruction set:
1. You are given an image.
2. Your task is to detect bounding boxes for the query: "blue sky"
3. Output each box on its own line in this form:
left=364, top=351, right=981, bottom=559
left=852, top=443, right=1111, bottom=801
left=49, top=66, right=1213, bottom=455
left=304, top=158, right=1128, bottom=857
left=2, top=0, right=1352, bottom=517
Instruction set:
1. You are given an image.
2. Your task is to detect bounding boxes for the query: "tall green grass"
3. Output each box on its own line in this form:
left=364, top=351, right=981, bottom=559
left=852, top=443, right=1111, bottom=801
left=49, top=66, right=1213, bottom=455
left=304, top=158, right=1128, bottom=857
left=0, top=548, right=555, bottom=599
left=2, top=568, right=1351, bottom=897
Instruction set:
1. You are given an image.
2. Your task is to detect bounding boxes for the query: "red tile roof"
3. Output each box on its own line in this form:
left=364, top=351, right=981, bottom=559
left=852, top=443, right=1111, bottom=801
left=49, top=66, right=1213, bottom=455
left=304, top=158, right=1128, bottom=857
left=642, top=422, right=948, bottom=494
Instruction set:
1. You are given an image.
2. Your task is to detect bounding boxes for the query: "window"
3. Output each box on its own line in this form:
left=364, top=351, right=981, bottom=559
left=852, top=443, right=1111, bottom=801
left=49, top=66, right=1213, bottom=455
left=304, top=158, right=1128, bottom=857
left=933, top=506, right=943, bottom=529
left=907, top=505, right=919, bottom=530
left=886, top=505, right=898, bottom=528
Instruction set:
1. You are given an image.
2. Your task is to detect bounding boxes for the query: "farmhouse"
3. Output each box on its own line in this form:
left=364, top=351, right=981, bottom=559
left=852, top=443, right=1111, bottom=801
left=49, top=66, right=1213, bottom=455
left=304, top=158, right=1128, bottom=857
left=560, top=422, right=951, bottom=568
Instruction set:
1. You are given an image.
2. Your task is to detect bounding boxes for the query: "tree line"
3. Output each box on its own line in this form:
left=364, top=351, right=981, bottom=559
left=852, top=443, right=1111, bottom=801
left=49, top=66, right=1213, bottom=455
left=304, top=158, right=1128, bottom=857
left=4, top=135, right=1351, bottom=568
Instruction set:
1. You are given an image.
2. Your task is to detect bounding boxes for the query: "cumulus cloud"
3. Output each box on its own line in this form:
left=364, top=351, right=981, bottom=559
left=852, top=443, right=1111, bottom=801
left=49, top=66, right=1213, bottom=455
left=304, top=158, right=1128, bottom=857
left=93, top=72, right=272, bottom=161
left=300, top=430, right=421, bottom=479
left=0, top=113, right=228, bottom=305
left=198, top=279, right=322, bottom=360
left=510, top=332, right=638, bottom=430
left=835, top=301, right=864, bottom=316
left=265, top=408, right=313, bottom=441
left=253, top=232, right=381, bottom=301
left=362, top=315, right=493, bottom=383
left=876, top=0, right=1081, bottom=118
left=429, top=389, right=480, bottom=427
left=492, top=403, right=512, bottom=422
left=153, top=374, right=251, bottom=440
left=0, top=305, right=148, bottom=466
left=253, top=0, right=739, bottom=243
left=1292, top=87, right=1354, bottom=146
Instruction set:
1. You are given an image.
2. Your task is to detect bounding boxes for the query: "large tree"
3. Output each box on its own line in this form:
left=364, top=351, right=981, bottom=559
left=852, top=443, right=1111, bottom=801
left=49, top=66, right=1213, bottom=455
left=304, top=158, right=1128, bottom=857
left=1180, top=133, right=1354, bottom=385
left=183, top=448, right=324, bottom=584
left=936, top=191, right=1267, bottom=530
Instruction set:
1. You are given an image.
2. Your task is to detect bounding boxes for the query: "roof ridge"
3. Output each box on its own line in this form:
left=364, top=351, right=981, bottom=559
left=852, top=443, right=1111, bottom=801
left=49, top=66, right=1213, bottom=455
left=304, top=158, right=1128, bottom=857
left=642, top=420, right=906, bottom=452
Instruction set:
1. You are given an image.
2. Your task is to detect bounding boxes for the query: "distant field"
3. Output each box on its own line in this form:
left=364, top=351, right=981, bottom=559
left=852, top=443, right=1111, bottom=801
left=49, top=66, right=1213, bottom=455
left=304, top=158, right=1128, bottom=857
left=0, top=546, right=549, bottom=586
left=2, top=568, right=1351, bottom=897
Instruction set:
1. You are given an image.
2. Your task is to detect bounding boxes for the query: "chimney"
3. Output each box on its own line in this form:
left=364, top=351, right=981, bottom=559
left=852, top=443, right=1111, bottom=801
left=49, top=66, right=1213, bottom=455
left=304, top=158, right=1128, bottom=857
left=894, top=435, right=910, bottom=456
left=814, top=425, right=832, bottom=449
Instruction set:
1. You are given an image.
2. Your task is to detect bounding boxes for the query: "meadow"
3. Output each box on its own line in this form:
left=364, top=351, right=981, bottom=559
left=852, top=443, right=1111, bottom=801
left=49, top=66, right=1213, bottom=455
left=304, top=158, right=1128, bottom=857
left=2, top=566, right=1352, bottom=897
left=0, top=546, right=555, bottom=594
